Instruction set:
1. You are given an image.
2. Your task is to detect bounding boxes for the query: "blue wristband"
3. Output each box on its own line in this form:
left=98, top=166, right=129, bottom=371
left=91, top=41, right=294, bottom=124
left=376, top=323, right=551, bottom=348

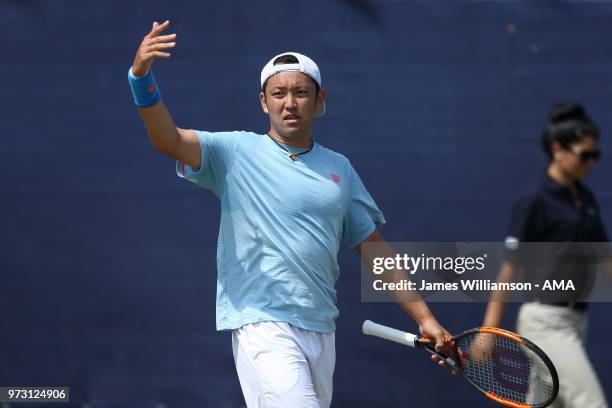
left=128, top=67, right=161, bottom=108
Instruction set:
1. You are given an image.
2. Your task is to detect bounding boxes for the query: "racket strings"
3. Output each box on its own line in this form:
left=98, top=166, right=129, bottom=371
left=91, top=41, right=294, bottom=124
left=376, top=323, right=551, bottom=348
left=457, top=333, right=555, bottom=406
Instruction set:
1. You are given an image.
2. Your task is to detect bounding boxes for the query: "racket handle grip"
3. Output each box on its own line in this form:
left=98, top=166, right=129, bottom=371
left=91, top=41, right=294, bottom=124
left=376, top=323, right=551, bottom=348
left=362, top=320, right=419, bottom=348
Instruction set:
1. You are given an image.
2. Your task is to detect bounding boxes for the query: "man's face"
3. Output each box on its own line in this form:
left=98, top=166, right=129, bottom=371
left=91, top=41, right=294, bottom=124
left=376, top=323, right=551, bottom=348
left=259, top=71, right=325, bottom=139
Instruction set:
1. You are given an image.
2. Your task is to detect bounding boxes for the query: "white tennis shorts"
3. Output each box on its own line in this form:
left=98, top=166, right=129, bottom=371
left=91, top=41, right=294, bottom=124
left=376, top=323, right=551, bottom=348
left=232, top=321, right=335, bottom=408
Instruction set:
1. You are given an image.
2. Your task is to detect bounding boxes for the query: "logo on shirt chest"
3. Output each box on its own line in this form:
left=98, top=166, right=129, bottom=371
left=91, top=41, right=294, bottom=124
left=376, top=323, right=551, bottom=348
left=331, top=173, right=340, bottom=184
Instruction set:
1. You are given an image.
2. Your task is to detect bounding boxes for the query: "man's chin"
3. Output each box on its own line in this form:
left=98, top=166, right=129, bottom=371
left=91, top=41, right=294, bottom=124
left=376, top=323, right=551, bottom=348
left=278, top=126, right=306, bottom=138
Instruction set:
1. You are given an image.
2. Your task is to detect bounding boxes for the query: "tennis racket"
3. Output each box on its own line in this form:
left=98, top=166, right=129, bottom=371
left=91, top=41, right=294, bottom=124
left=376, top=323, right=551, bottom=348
left=362, top=320, right=559, bottom=408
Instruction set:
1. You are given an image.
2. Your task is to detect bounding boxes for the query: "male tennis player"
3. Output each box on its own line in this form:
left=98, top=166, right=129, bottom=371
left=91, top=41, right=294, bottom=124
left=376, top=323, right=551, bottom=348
left=128, top=20, right=451, bottom=407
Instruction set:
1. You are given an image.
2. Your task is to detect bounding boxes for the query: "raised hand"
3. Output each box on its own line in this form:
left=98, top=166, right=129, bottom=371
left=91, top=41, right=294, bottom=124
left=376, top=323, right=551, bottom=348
left=132, top=20, right=176, bottom=77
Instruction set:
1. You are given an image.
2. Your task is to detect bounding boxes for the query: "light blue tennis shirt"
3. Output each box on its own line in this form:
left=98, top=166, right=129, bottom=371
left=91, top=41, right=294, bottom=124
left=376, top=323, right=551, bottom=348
left=177, top=131, right=385, bottom=333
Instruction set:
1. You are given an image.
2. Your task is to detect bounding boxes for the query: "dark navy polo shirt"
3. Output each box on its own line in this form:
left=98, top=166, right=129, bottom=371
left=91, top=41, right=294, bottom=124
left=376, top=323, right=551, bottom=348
left=504, top=172, right=608, bottom=301
left=506, top=173, right=608, bottom=244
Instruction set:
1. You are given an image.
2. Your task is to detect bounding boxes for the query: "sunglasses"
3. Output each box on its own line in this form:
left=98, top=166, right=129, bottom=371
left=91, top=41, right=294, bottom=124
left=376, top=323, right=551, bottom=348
left=568, top=146, right=602, bottom=163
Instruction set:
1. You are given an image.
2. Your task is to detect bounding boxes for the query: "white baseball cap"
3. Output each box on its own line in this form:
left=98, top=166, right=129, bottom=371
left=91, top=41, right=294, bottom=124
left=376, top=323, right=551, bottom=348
left=260, top=52, right=326, bottom=117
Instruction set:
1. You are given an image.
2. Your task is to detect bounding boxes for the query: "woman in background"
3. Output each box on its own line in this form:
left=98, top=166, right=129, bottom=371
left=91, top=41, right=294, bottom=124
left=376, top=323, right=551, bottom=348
left=482, top=103, right=608, bottom=408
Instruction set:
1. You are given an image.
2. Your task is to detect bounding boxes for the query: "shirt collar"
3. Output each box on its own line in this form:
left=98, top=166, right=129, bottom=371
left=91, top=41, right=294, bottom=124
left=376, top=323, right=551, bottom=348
left=541, top=170, right=583, bottom=195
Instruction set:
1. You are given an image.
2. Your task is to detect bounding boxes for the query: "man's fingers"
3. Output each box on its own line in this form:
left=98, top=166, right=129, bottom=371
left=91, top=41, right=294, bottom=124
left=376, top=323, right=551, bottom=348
left=144, top=42, right=176, bottom=52
left=145, top=34, right=177, bottom=46
left=145, top=20, right=170, bottom=39
left=152, top=20, right=170, bottom=36
left=138, top=48, right=172, bottom=63
left=145, top=21, right=159, bottom=38
left=151, top=51, right=171, bottom=59
left=431, top=354, right=446, bottom=366
left=434, top=335, right=446, bottom=352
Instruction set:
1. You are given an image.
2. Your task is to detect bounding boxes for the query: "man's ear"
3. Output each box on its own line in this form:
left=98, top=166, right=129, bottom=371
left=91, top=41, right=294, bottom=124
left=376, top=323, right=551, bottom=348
left=259, top=91, right=269, bottom=114
left=315, top=89, right=326, bottom=116
left=316, top=89, right=326, bottom=108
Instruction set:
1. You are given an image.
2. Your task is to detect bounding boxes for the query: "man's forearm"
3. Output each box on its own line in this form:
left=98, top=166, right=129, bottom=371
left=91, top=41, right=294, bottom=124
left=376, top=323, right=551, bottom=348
left=358, top=230, right=450, bottom=347
left=381, top=264, right=436, bottom=323
left=397, top=298, right=436, bottom=324
left=137, top=100, right=181, bottom=154
left=358, top=231, right=435, bottom=325
left=128, top=66, right=199, bottom=168
left=128, top=21, right=200, bottom=167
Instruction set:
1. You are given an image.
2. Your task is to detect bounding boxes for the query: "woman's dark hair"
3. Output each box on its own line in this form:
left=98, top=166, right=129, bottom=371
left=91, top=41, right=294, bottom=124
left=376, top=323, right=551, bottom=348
left=541, top=102, right=600, bottom=159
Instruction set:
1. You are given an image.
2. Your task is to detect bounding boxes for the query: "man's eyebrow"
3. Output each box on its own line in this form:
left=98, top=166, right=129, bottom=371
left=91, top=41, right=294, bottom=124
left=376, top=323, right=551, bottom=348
left=269, top=83, right=314, bottom=91
left=290, top=84, right=315, bottom=90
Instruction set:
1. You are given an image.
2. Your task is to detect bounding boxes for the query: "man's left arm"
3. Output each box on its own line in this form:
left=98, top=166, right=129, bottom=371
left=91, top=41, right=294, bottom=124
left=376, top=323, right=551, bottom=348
left=356, top=229, right=452, bottom=355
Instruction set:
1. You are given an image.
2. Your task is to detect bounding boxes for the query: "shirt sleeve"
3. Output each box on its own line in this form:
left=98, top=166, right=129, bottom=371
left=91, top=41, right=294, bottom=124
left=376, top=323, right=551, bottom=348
left=341, top=162, right=386, bottom=248
left=176, top=130, right=243, bottom=196
left=504, top=192, right=540, bottom=265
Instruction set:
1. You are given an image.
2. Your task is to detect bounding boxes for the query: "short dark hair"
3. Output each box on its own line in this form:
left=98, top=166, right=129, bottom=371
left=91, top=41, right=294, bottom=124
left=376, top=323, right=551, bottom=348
left=261, top=54, right=320, bottom=94
left=541, top=102, right=600, bottom=159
